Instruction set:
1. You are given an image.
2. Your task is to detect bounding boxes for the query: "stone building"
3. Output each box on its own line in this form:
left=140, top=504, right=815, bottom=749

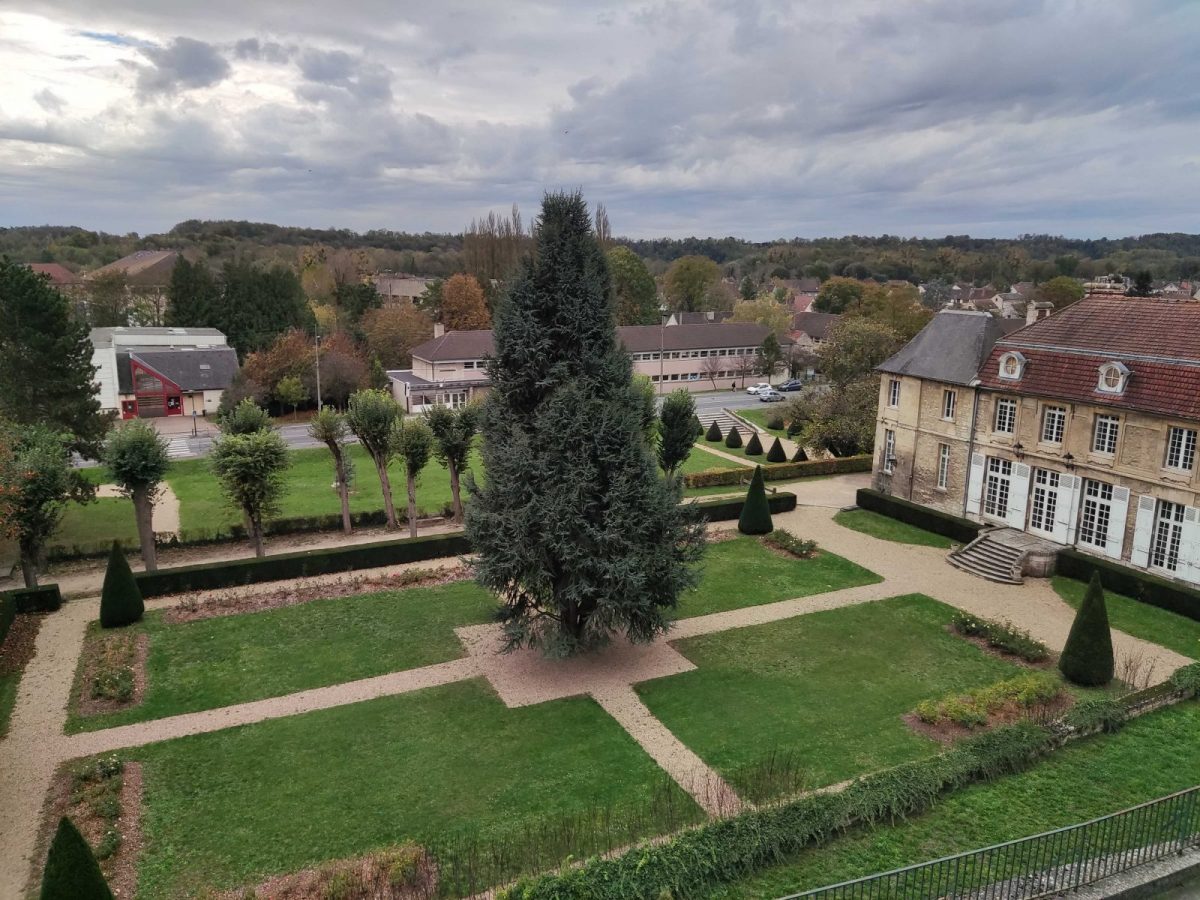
left=872, top=294, right=1200, bottom=586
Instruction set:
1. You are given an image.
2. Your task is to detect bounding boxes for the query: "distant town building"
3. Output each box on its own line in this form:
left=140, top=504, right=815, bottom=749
left=89, top=250, right=181, bottom=286
left=372, top=273, right=433, bottom=305
left=790, top=311, right=841, bottom=349
left=90, top=327, right=239, bottom=419
left=26, top=262, right=81, bottom=287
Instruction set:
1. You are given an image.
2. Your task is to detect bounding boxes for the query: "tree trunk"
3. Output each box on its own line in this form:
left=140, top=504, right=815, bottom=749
left=449, top=462, right=463, bottom=524
left=131, top=486, right=158, bottom=572
left=19, top=543, right=38, bottom=589
left=406, top=472, right=418, bottom=539
left=376, top=456, right=398, bottom=529
left=248, top=510, right=266, bottom=558
left=332, top=446, right=352, bottom=535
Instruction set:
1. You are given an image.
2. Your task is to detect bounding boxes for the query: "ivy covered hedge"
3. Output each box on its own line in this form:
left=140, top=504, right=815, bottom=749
left=855, top=489, right=982, bottom=544
left=502, top=722, right=1054, bottom=900
left=1057, top=548, right=1200, bottom=623
left=685, top=455, right=871, bottom=489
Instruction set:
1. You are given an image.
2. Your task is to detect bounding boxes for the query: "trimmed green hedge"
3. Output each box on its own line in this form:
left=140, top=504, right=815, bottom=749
left=685, top=455, right=871, bottom=489
left=135, top=532, right=473, bottom=597
left=855, top=488, right=982, bottom=544
left=1057, top=548, right=1200, bottom=623
left=503, top=722, right=1054, bottom=900
left=691, top=491, right=797, bottom=523
left=0, top=593, right=13, bottom=647
left=3, top=584, right=64, bottom=614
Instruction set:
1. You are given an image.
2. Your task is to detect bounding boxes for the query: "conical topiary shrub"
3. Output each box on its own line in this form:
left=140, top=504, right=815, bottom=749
left=792, top=445, right=809, bottom=462
left=41, top=816, right=114, bottom=900
left=1059, top=572, right=1115, bottom=686
left=738, top=466, right=773, bottom=535
left=691, top=415, right=704, bottom=438
left=745, top=432, right=763, bottom=456
left=705, top=420, right=723, bottom=442
left=99, top=542, right=144, bottom=629
left=766, top=437, right=787, bottom=463
left=725, top=426, right=743, bottom=449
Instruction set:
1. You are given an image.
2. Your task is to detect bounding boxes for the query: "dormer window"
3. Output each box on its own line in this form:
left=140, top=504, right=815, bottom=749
left=1097, top=362, right=1130, bottom=394
left=998, top=351, right=1027, bottom=381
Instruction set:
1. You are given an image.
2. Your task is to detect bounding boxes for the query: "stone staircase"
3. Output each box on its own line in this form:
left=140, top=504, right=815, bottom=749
left=697, top=410, right=739, bottom=434
left=948, top=530, right=1026, bottom=584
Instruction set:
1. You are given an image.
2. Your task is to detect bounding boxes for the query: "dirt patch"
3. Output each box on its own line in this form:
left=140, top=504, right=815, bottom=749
left=0, top=612, right=43, bottom=679
left=904, top=693, right=1075, bottom=746
left=221, top=843, right=437, bottom=899
left=163, top=565, right=472, bottom=624
left=75, top=630, right=147, bottom=718
left=34, top=758, right=143, bottom=899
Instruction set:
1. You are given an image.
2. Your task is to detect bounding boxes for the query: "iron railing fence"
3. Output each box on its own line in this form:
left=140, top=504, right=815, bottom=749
left=780, top=785, right=1200, bottom=900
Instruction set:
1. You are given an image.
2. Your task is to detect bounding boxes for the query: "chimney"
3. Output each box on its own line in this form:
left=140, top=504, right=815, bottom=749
left=1026, top=300, right=1052, bottom=325
left=433, top=323, right=445, bottom=338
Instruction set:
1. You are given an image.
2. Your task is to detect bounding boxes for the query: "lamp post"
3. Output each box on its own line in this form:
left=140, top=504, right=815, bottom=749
left=658, top=304, right=668, bottom=394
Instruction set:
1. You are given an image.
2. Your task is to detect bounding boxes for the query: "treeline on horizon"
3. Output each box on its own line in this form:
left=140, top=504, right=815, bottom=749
left=5, top=220, right=1200, bottom=285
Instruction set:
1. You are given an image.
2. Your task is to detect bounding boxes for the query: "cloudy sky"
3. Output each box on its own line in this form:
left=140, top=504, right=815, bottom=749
left=1, top=1, right=1197, bottom=239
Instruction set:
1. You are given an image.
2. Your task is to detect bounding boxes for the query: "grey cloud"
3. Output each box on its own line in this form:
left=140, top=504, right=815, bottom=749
left=33, top=88, right=65, bottom=113
left=233, top=37, right=293, bottom=64
left=136, top=36, right=231, bottom=96
left=297, top=47, right=392, bottom=101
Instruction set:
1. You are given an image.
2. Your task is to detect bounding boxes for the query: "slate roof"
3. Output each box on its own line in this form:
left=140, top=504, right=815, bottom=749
left=791, top=311, right=841, bottom=340
left=410, top=323, right=787, bottom=362
left=120, top=347, right=240, bottom=393
left=877, top=309, right=1022, bottom=386
left=977, top=294, right=1200, bottom=421
left=670, top=310, right=731, bottom=325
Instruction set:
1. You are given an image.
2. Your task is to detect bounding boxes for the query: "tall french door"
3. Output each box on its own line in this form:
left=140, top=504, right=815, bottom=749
left=1150, top=501, right=1185, bottom=573
left=983, top=457, right=1012, bottom=519
left=1028, top=468, right=1061, bottom=535
left=1078, top=479, right=1115, bottom=550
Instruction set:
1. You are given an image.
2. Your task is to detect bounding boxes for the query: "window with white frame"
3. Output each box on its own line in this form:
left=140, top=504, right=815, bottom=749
left=994, top=398, right=1017, bottom=434
left=937, top=444, right=950, bottom=489
left=1150, top=500, right=1185, bottom=572
left=1165, top=426, right=1197, bottom=472
left=1078, top=479, right=1114, bottom=548
left=998, top=351, right=1027, bottom=380
left=888, top=379, right=901, bottom=408
left=883, top=429, right=896, bottom=474
left=942, top=389, right=956, bottom=421
left=1092, top=414, right=1120, bottom=455
left=462, top=360, right=476, bottom=369
left=1097, top=362, right=1130, bottom=394
left=1041, top=406, right=1066, bottom=444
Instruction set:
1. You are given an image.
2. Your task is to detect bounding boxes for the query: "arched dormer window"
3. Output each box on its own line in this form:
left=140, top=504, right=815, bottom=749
left=998, top=351, right=1027, bottom=381
left=1097, top=361, right=1130, bottom=394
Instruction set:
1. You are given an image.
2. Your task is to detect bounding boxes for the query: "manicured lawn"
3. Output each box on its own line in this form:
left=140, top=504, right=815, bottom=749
left=715, top=701, right=1200, bottom=898
left=698, top=437, right=779, bottom=463
left=639, top=595, right=1023, bottom=796
left=69, top=581, right=498, bottom=732
left=1052, top=576, right=1200, bottom=661
left=834, top=508, right=956, bottom=549
left=677, top=535, right=879, bottom=618
left=0, top=671, right=18, bottom=738
left=51, top=496, right=140, bottom=555
left=679, top=445, right=745, bottom=475
left=736, top=407, right=789, bottom=439
left=132, top=679, right=702, bottom=898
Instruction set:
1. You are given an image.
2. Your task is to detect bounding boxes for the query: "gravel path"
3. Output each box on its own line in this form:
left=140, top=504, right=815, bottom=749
left=94, top=483, right=182, bottom=536
left=0, top=472, right=1191, bottom=897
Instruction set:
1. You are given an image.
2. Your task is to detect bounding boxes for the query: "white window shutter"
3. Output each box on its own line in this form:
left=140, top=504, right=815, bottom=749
left=1061, top=475, right=1084, bottom=544
left=1130, top=496, right=1156, bottom=569
left=966, top=453, right=985, bottom=514
left=1006, top=462, right=1031, bottom=529
left=1180, top=507, right=1200, bottom=586
left=1105, top=486, right=1131, bottom=560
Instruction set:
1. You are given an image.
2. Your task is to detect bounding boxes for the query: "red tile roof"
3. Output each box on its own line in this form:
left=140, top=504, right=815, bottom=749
left=27, top=262, right=79, bottom=285
left=978, top=294, right=1200, bottom=421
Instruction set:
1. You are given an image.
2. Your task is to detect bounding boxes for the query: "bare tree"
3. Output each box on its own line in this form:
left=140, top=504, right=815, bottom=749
left=702, top=354, right=723, bottom=389
left=594, top=203, right=612, bottom=249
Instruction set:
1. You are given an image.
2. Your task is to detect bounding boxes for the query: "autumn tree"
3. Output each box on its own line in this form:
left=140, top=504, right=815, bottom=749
left=361, top=303, right=433, bottom=368
left=467, top=191, right=705, bottom=656
left=1035, top=275, right=1085, bottom=309
left=346, top=389, right=401, bottom=528
left=102, top=420, right=170, bottom=571
left=424, top=403, right=478, bottom=523
left=86, top=269, right=129, bottom=327
left=847, top=281, right=932, bottom=340
left=812, top=276, right=866, bottom=314
left=663, top=255, right=721, bottom=311
left=730, top=295, right=792, bottom=338
left=309, top=406, right=354, bottom=534
left=275, top=375, right=308, bottom=417
left=607, top=246, right=660, bottom=325
left=441, top=273, right=491, bottom=330
left=818, top=318, right=903, bottom=386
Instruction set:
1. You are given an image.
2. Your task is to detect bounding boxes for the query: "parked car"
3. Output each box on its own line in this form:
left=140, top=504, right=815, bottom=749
left=746, top=383, right=771, bottom=394
left=775, top=379, right=804, bottom=392
left=758, top=389, right=785, bottom=403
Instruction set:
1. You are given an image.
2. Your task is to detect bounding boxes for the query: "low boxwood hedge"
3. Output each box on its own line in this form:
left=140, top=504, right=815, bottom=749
left=2, top=584, right=64, bottom=614
left=690, top=491, right=797, bottom=523
left=855, top=488, right=982, bottom=544
left=1057, top=548, right=1200, bottom=623
left=684, top=455, right=871, bottom=489
left=0, top=593, right=14, bottom=647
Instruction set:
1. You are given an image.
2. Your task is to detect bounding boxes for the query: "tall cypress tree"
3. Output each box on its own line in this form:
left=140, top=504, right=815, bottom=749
left=466, top=192, right=705, bottom=656
left=0, top=259, right=111, bottom=456
left=164, top=256, right=220, bottom=328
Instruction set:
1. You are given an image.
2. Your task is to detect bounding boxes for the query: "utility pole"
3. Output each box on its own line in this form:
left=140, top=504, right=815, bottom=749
left=314, top=334, right=322, bottom=408
left=659, top=304, right=668, bottom=394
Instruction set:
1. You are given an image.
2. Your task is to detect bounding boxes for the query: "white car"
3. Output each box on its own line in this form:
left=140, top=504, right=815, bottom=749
left=745, top=383, right=771, bottom=394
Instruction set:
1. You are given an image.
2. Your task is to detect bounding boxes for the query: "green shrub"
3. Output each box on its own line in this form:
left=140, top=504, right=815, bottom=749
left=40, top=816, right=114, bottom=900
left=1063, top=697, right=1127, bottom=734
left=766, top=413, right=785, bottom=431
left=792, top=445, right=808, bottom=462
left=766, top=437, right=787, bottom=463
left=855, top=488, right=982, bottom=544
left=950, top=611, right=1050, bottom=663
left=911, top=672, right=1063, bottom=729
left=99, top=542, right=144, bottom=628
left=692, top=492, right=797, bottom=523
left=1169, top=662, right=1200, bottom=698
left=724, top=426, right=743, bottom=449
left=705, top=420, right=723, bottom=442
left=4, top=584, right=63, bottom=613
left=94, top=828, right=121, bottom=861
left=738, top=466, right=773, bottom=535
left=1059, top=572, right=1115, bottom=686
left=744, top=432, right=763, bottom=456
left=683, top=455, right=870, bottom=489
left=691, top=415, right=704, bottom=438
left=0, top=593, right=13, bottom=647
left=764, top=529, right=816, bottom=558
left=1056, top=548, right=1200, bottom=623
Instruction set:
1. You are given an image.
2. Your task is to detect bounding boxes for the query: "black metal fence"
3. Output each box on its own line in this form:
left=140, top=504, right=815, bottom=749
left=781, top=785, right=1200, bottom=900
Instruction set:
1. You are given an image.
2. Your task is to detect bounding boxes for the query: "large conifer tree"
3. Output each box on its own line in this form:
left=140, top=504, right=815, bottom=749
left=466, top=192, right=705, bottom=656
